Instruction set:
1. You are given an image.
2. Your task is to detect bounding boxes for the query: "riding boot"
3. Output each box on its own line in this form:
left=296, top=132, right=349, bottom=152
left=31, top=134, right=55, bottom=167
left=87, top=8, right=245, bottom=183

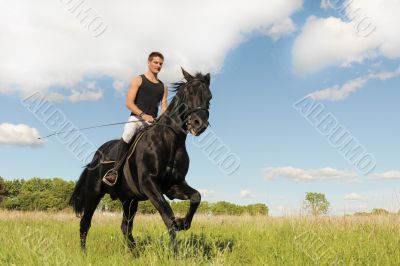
left=102, top=139, right=130, bottom=186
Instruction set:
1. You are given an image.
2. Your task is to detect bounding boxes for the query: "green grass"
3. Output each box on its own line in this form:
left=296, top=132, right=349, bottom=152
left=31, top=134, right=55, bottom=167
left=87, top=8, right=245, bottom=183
left=0, top=210, right=399, bottom=265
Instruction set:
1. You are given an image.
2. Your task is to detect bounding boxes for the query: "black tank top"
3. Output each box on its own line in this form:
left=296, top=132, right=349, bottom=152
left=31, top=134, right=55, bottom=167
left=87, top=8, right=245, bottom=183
left=131, top=74, right=164, bottom=117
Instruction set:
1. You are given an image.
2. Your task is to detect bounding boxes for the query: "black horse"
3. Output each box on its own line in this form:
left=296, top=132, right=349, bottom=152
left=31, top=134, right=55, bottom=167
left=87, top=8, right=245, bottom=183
left=69, top=68, right=212, bottom=251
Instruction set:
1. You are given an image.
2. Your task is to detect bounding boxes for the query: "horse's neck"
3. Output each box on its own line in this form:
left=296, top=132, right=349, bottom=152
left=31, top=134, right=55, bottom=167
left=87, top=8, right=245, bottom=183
left=160, top=97, right=185, bottom=126
left=157, top=97, right=188, bottom=140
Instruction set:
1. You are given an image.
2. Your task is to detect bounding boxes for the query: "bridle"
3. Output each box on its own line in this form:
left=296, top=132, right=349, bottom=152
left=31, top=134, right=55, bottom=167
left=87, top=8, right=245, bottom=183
left=185, top=106, right=209, bottom=116
left=154, top=78, right=210, bottom=135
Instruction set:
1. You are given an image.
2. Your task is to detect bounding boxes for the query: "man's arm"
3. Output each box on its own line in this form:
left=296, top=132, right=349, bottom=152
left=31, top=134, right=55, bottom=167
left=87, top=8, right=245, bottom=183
left=126, top=76, right=142, bottom=115
left=160, top=84, right=168, bottom=115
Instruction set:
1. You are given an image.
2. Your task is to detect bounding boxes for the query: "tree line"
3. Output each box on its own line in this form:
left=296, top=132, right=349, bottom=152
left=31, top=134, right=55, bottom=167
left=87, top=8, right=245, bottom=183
left=302, top=192, right=397, bottom=216
left=0, top=177, right=268, bottom=216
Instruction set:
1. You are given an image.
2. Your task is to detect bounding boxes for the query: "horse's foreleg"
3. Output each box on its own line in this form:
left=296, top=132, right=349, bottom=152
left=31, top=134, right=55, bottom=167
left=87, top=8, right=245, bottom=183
left=142, top=178, right=178, bottom=241
left=166, top=182, right=201, bottom=231
left=120, top=199, right=138, bottom=250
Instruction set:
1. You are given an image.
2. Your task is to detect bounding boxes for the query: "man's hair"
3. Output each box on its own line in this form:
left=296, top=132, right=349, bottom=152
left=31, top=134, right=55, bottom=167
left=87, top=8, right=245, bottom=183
left=148, top=52, right=164, bottom=61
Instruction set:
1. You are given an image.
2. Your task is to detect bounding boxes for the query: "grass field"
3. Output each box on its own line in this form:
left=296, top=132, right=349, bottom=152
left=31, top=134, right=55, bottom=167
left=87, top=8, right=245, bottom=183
left=0, top=210, right=399, bottom=265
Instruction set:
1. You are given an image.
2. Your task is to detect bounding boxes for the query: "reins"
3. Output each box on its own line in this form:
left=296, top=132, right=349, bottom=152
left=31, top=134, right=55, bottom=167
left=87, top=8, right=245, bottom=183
left=37, top=120, right=149, bottom=139
left=38, top=77, right=210, bottom=140
left=37, top=118, right=185, bottom=140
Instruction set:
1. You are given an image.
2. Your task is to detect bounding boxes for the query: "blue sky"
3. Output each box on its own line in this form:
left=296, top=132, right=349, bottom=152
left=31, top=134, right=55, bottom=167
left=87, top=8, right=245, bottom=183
left=1, top=0, right=400, bottom=215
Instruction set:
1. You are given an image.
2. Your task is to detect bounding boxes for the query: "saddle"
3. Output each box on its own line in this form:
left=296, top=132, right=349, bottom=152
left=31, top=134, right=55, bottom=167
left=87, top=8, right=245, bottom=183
left=100, top=124, right=152, bottom=164
left=99, top=124, right=153, bottom=195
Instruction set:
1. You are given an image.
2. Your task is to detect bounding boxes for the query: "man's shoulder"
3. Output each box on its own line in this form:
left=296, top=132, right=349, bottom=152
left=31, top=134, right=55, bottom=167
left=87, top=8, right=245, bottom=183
left=131, top=75, right=143, bottom=86
left=135, top=74, right=144, bottom=81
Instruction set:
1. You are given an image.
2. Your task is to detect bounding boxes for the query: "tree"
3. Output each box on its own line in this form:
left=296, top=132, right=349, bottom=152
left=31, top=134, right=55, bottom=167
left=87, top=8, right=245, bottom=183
left=138, top=201, right=157, bottom=214
left=4, top=179, right=24, bottom=197
left=171, top=200, right=190, bottom=215
left=0, top=177, right=6, bottom=203
left=98, top=194, right=122, bottom=212
left=197, top=201, right=211, bottom=214
left=245, top=203, right=269, bottom=216
left=354, top=208, right=390, bottom=216
left=303, top=192, right=330, bottom=216
left=0, top=176, right=271, bottom=215
left=371, top=208, right=389, bottom=215
left=211, top=201, right=244, bottom=215
left=0, top=177, right=75, bottom=211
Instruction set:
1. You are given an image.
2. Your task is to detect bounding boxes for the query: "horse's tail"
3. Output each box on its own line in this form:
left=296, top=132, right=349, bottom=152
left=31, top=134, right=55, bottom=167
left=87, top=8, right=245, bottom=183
left=69, top=167, right=89, bottom=217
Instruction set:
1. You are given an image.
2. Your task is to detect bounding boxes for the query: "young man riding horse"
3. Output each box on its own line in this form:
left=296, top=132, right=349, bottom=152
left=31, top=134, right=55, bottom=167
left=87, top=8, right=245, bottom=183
left=103, top=52, right=169, bottom=186
left=70, top=55, right=212, bottom=251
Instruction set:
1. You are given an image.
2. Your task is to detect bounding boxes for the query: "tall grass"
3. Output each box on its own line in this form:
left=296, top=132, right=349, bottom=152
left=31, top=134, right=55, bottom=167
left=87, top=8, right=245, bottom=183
left=0, top=210, right=399, bottom=265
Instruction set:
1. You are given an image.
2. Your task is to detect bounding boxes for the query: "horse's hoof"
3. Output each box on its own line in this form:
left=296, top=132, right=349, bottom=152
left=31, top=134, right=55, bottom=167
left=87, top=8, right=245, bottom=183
left=175, top=217, right=189, bottom=231
left=127, top=240, right=136, bottom=250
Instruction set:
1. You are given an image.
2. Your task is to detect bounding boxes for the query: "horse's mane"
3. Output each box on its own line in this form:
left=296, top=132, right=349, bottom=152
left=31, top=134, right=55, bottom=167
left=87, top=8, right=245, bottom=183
left=171, top=72, right=207, bottom=93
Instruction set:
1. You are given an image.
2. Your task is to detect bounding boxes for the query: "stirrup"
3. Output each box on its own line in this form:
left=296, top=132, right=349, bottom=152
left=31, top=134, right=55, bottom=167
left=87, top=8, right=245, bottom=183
left=102, top=169, right=118, bottom=186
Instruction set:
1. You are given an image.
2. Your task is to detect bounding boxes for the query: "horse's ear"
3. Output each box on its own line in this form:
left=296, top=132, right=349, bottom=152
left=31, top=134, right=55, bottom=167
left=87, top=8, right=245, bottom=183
left=181, top=67, right=193, bottom=81
left=204, top=73, right=211, bottom=87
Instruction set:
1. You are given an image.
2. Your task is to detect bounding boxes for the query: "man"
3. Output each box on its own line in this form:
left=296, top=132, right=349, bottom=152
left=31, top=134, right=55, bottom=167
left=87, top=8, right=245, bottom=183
left=102, top=52, right=168, bottom=186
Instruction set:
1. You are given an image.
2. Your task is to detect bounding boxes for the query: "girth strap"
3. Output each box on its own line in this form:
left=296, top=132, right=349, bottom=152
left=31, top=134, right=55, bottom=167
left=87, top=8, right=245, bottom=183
left=122, top=131, right=146, bottom=194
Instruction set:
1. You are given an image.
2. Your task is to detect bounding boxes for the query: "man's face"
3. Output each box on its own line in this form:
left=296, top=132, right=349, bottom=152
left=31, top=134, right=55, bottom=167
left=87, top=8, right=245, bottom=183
left=148, top=56, right=164, bottom=74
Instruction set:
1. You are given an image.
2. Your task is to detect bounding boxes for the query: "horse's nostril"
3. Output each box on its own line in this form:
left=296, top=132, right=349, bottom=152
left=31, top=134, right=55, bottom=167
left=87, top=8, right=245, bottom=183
left=194, top=120, right=201, bottom=126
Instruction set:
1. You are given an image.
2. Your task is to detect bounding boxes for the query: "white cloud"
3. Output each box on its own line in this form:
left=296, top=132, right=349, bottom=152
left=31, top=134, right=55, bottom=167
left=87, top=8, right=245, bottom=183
left=240, top=190, right=253, bottom=198
left=369, top=171, right=400, bottom=180
left=264, top=166, right=400, bottom=182
left=294, top=0, right=400, bottom=74
left=112, top=80, right=126, bottom=92
left=292, top=16, right=380, bottom=75
left=320, top=0, right=331, bottom=10
left=0, top=87, right=13, bottom=95
left=0, top=0, right=302, bottom=98
left=310, top=77, right=368, bottom=101
left=0, top=123, right=45, bottom=147
left=344, top=193, right=365, bottom=201
left=262, top=17, right=297, bottom=41
left=45, top=81, right=103, bottom=102
left=373, top=66, right=400, bottom=80
left=263, top=166, right=359, bottom=182
left=87, top=81, right=97, bottom=90
left=198, top=189, right=215, bottom=198
left=310, top=66, right=400, bottom=101
left=46, top=90, right=103, bottom=102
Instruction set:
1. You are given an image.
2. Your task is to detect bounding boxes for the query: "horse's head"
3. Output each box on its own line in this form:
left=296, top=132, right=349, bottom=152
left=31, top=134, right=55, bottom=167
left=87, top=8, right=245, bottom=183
left=172, top=68, right=212, bottom=136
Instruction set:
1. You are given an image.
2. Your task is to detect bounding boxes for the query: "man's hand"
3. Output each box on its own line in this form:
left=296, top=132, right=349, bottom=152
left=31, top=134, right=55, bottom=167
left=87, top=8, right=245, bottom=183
left=141, top=114, right=155, bottom=123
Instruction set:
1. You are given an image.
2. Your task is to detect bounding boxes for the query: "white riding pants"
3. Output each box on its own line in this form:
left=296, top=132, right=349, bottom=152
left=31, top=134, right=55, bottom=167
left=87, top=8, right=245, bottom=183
left=121, top=115, right=150, bottom=143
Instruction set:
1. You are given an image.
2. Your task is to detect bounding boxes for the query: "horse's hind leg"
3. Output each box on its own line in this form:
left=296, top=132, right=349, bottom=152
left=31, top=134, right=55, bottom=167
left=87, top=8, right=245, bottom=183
left=120, top=199, right=138, bottom=249
left=80, top=193, right=103, bottom=251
